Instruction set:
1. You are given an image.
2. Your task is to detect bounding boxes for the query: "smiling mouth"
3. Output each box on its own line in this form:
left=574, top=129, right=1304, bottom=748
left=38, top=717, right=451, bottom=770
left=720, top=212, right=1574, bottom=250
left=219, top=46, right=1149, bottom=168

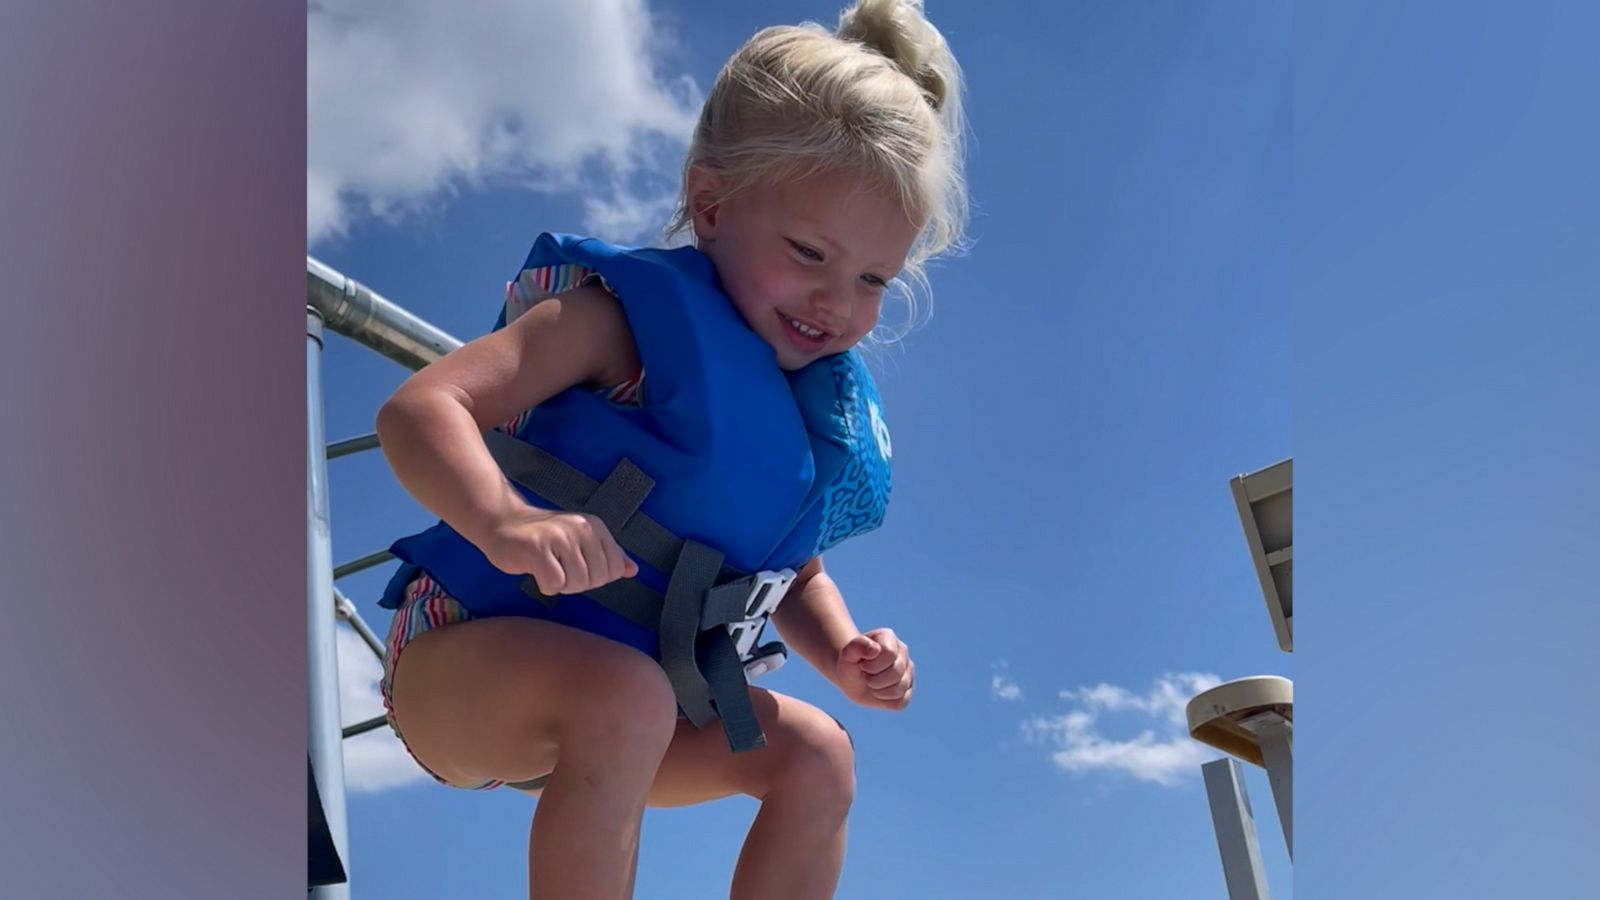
left=778, top=312, right=832, bottom=350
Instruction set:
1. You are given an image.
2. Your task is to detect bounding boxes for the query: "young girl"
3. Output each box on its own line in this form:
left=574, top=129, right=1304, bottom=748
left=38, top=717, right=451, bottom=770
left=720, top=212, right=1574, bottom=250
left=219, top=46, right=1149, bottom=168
left=374, top=1, right=967, bottom=896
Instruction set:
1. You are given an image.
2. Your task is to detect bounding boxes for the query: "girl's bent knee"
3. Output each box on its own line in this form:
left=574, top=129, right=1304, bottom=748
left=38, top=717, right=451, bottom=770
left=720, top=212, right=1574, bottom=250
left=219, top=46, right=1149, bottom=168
left=775, top=715, right=857, bottom=812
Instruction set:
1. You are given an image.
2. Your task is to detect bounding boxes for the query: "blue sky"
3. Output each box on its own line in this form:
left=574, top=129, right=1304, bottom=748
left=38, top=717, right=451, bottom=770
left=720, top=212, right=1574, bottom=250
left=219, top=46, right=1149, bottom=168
left=309, top=2, right=1292, bottom=897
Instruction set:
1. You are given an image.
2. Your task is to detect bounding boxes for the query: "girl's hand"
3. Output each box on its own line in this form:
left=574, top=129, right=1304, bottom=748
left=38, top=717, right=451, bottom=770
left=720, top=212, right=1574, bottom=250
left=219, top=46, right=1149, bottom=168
left=834, top=628, right=915, bottom=710
left=476, top=506, right=638, bottom=595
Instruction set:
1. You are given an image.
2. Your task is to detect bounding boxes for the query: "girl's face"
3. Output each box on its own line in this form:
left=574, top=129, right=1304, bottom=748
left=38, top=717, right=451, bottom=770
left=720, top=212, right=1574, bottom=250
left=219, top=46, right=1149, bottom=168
left=690, top=167, right=921, bottom=370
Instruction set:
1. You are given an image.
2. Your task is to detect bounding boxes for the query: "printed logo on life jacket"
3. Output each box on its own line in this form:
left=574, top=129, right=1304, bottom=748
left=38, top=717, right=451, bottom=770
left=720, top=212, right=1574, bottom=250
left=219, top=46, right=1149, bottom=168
left=868, top=398, right=891, bottom=461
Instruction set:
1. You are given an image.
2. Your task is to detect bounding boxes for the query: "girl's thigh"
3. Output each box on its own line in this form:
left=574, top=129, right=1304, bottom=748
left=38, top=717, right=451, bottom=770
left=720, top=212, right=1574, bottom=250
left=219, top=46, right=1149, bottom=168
left=388, top=615, right=674, bottom=788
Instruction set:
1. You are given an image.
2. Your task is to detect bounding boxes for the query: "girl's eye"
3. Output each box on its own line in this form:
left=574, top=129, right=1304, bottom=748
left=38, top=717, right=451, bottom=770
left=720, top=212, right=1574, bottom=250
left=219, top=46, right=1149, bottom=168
left=861, top=274, right=888, bottom=289
left=789, top=240, right=823, bottom=262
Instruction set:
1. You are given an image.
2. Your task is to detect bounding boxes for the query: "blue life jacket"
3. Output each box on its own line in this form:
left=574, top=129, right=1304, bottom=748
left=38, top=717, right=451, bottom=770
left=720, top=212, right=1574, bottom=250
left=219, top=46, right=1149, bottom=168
left=380, top=234, right=893, bottom=663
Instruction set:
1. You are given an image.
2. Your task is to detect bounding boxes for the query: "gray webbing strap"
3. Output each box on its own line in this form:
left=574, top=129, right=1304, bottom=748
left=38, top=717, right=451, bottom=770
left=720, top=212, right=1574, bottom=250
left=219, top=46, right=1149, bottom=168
left=657, top=540, right=767, bottom=752
left=581, top=457, right=653, bottom=531
left=484, top=429, right=741, bottom=583
left=488, top=429, right=657, bottom=609
left=657, top=540, right=723, bottom=729
left=570, top=579, right=667, bottom=632
left=701, top=580, right=760, bottom=629
left=701, top=630, right=766, bottom=751
left=484, top=428, right=770, bottom=752
left=484, top=428, right=603, bottom=515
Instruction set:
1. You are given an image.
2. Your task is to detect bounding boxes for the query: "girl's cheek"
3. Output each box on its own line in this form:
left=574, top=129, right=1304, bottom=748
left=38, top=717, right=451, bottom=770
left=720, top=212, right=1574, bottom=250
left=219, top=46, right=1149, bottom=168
left=857, top=298, right=883, bottom=333
left=754, top=270, right=795, bottom=304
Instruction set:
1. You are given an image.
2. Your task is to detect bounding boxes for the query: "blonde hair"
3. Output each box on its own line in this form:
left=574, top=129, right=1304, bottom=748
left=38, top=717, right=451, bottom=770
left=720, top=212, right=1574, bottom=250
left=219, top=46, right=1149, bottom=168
left=666, top=0, right=969, bottom=334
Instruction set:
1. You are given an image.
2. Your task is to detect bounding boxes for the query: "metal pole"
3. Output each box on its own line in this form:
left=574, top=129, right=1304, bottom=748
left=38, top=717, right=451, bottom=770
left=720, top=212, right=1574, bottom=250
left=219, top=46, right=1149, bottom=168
left=343, top=715, right=391, bottom=740
left=334, top=549, right=396, bottom=581
left=307, top=257, right=462, bottom=371
left=334, top=588, right=387, bottom=661
left=1202, top=758, right=1272, bottom=900
left=327, top=433, right=382, bottom=460
left=308, top=309, right=352, bottom=900
left=1256, top=719, right=1293, bottom=859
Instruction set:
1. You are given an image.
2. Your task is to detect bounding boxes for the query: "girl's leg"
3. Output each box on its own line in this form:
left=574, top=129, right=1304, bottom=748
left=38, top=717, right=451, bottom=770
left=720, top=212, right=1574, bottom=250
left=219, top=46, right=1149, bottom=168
left=388, top=616, right=679, bottom=899
left=646, top=688, right=857, bottom=900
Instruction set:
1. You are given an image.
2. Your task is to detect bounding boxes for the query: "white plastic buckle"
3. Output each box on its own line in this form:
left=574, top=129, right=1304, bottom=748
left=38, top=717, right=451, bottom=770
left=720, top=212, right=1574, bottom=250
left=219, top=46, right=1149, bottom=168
left=727, top=568, right=795, bottom=660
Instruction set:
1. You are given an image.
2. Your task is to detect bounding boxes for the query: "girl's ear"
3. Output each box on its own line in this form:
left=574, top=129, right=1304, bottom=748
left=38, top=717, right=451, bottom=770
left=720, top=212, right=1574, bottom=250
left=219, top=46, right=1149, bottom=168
left=685, top=164, right=724, bottom=242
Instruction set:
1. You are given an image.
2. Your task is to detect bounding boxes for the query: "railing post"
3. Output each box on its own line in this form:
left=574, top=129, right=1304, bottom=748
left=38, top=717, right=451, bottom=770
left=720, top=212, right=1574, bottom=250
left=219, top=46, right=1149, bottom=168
left=304, top=256, right=464, bottom=896
left=308, top=308, right=351, bottom=899
left=1202, top=758, right=1273, bottom=900
left=1256, top=718, right=1293, bottom=859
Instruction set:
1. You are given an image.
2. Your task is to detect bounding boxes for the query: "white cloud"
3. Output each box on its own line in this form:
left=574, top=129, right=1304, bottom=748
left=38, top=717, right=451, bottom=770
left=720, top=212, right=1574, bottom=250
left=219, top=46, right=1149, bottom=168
left=335, top=626, right=431, bottom=793
left=992, top=674, right=1023, bottom=701
left=1024, top=672, right=1223, bottom=786
left=1061, top=671, right=1221, bottom=728
left=308, top=0, right=702, bottom=246
left=990, top=659, right=1023, bottom=701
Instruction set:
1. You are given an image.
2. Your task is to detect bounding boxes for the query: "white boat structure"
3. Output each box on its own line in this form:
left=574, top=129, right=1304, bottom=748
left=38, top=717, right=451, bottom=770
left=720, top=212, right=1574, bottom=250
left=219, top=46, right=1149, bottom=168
left=1187, top=458, right=1293, bottom=899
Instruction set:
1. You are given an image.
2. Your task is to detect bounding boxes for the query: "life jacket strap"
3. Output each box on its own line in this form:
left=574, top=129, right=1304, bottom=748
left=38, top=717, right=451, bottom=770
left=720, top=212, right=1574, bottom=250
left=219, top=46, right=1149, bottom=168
left=484, top=427, right=784, bottom=753
left=485, top=428, right=728, bottom=580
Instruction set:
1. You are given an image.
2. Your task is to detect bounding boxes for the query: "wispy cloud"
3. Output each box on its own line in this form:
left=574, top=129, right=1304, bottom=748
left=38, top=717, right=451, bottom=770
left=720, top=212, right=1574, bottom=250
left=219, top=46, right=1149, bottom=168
left=1022, top=672, right=1222, bottom=786
left=336, top=627, right=430, bottom=794
left=308, top=0, right=701, bottom=246
left=990, top=659, right=1023, bottom=701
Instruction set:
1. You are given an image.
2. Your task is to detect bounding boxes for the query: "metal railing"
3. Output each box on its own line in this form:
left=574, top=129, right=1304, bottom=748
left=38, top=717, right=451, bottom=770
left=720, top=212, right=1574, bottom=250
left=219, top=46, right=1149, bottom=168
left=307, top=257, right=464, bottom=899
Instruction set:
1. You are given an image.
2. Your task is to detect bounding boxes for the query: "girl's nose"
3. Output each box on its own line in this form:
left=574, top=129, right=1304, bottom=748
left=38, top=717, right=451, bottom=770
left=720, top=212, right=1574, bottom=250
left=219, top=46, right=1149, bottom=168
left=809, top=284, right=850, bottom=324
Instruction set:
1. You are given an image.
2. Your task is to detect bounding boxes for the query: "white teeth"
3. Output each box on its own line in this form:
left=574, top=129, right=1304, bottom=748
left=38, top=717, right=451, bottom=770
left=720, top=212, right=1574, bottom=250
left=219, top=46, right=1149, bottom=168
left=784, top=315, right=824, bottom=339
